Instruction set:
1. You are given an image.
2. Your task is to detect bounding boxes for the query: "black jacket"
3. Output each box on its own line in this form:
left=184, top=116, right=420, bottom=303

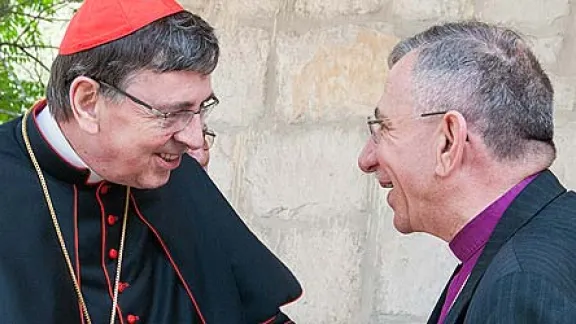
left=0, top=102, right=302, bottom=323
left=428, top=170, right=576, bottom=324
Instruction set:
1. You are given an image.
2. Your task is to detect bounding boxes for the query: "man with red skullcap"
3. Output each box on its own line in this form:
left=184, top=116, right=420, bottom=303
left=0, top=0, right=301, bottom=323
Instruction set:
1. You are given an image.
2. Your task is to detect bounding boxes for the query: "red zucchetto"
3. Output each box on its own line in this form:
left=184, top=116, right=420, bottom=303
left=59, top=0, right=184, bottom=55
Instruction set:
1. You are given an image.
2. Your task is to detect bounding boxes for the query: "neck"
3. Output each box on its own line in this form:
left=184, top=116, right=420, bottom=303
left=37, top=108, right=103, bottom=183
left=430, top=161, right=546, bottom=242
left=58, top=118, right=109, bottom=181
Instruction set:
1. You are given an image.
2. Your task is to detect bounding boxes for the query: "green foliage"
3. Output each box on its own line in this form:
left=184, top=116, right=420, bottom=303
left=0, top=0, right=70, bottom=122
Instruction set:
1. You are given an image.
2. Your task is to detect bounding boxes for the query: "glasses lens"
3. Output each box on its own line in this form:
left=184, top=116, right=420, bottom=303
left=163, top=113, right=194, bottom=133
left=201, top=105, right=215, bottom=121
left=371, top=123, right=379, bottom=139
left=200, top=97, right=218, bottom=118
left=203, top=128, right=215, bottom=149
left=204, top=136, right=214, bottom=149
left=367, top=117, right=382, bottom=143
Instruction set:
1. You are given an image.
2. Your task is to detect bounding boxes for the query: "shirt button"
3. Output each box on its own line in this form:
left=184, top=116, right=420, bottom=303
left=100, top=184, right=110, bottom=195
left=107, top=215, right=118, bottom=226
left=108, top=249, right=118, bottom=259
left=118, top=282, right=130, bottom=293
left=127, top=314, right=140, bottom=323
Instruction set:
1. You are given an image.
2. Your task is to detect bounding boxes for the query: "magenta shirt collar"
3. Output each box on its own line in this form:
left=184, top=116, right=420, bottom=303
left=449, top=173, right=539, bottom=262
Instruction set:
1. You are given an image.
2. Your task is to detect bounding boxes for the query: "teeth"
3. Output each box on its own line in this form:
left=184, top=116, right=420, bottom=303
left=381, top=183, right=393, bottom=189
left=160, top=153, right=179, bottom=161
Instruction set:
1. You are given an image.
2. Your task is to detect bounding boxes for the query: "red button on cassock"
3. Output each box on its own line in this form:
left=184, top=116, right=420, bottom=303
left=108, top=249, right=118, bottom=259
left=118, top=282, right=130, bottom=293
left=107, top=215, right=118, bottom=226
left=127, top=314, right=139, bottom=323
left=100, top=185, right=110, bottom=195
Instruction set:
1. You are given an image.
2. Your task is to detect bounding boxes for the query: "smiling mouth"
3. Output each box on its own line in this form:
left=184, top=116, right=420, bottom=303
left=158, top=153, right=180, bottom=162
left=381, top=182, right=393, bottom=189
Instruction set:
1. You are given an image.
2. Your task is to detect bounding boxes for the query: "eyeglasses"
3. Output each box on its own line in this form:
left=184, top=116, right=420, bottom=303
left=203, top=126, right=216, bottom=150
left=97, top=80, right=219, bottom=133
left=367, top=110, right=447, bottom=143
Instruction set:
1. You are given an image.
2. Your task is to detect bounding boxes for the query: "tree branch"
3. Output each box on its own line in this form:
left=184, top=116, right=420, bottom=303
left=10, top=44, right=50, bottom=71
left=3, top=10, right=69, bottom=22
left=14, top=1, right=70, bottom=44
left=0, top=108, right=21, bottom=117
left=0, top=42, right=58, bottom=50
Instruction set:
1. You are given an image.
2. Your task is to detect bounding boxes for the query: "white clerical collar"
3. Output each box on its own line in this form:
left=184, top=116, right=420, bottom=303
left=36, top=106, right=103, bottom=184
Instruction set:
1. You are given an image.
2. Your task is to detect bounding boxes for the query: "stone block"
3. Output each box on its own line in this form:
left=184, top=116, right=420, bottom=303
left=181, top=0, right=282, bottom=20
left=245, top=220, right=282, bottom=253
left=556, top=13, right=576, bottom=76
left=242, top=124, right=370, bottom=224
left=369, top=314, right=428, bottom=324
left=549, top=75, right=576, bottom=111
left=392, top=0, right=474, bottom=22
left=475, top=0, right=570, bottom=34
left=206, top=129, right=262, bottom=216
left=205, top=130, right=238, bottom=201
left=551, top=117, right=576, bottom=189
left=276, top=223, right=365, bottom=324
left=178, top=0, right=207, bottom=13
left=294, top=0, right=387, bottom=19
left=373, top=231, right=455, bottom=317
left=527, top=35, right=564, bottom=70
left=276, top=25, right=399, bottom=123
left=209, top=27, right=271, bottom=126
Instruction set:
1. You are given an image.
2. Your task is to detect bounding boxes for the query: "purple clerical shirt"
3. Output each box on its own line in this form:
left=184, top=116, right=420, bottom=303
left=437, top=173, right=538, bottom=324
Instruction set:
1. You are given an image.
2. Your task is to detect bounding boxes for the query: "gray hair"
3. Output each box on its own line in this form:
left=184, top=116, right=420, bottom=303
left=46, top=11, right=219, bottom=122
left=390, top=21, right=555, bottom=162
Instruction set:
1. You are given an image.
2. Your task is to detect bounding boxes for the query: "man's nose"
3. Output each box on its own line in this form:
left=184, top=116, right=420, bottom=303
left=173, top=115, right=205, bottom=151
left=358, top=140, right=378, bottom=173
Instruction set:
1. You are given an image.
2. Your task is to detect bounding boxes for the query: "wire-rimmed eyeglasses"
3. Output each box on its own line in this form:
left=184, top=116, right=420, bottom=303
left=203, top=127, right=216, bottom=150
left=367, top=111, right=447, bottom=143
left=97, top=80, right=219, bottom=133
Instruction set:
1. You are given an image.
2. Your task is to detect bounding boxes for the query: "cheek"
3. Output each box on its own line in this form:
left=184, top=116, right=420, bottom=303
left=379, top=153, right=424, bottom=194
left=102, top=129, right=171, bottom=160
left=133, top=135, right=172, bottom=158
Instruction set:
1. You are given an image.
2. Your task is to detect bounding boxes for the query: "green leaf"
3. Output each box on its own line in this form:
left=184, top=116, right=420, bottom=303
left=0, top=0, right=66, bottom=123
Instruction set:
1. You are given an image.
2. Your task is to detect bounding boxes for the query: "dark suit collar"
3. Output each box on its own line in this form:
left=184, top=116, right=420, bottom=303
left=428, top=264, right=462, bottom=324
left=443, top=170, right=567, bottom=324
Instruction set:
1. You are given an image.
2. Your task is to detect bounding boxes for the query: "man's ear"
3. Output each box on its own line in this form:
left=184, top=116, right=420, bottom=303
left=435, top=111, right=467, bottom=177
left=69, top=76, right=101, bottom=134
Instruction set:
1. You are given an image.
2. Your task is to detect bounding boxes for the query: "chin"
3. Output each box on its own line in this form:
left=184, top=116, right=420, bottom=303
left=133, top=173, right=171, bottom=189
left=393, top=214, right=414, bottom=234
left=393, top=224, right=413, bottom=234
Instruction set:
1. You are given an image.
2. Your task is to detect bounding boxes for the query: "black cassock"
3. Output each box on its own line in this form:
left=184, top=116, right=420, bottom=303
left=0, top=102, right=302, bottom=323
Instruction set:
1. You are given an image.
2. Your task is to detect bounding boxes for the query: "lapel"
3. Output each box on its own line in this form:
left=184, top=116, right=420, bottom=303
left=428, top=264, right=462, bottom=324
left=443, top=170, right=567, bottom=324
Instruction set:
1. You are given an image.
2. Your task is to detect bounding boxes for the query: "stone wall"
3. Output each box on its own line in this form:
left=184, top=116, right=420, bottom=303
left=180, top=1, right=576, bottom=323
